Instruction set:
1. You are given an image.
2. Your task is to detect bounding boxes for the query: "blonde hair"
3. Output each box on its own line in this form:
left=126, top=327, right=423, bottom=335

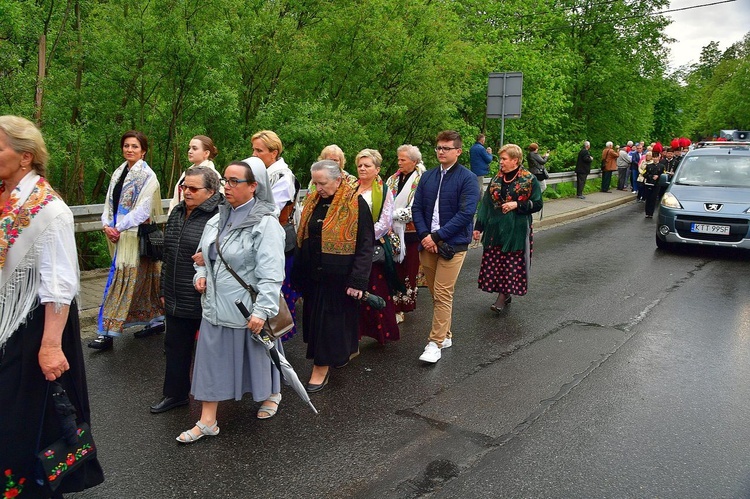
left=355, top=148, right=382, bottom=168
left=318, top=144, right=346, bottom=169
left=0, top=115, right=49, bottom=176
left=251, top=130, right=283, bottom=156
left=500, top=143, right=523, bottom=164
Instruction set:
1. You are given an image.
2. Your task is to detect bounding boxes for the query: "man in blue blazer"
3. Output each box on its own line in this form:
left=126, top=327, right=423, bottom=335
left=412, top=130, right=480, bottom=363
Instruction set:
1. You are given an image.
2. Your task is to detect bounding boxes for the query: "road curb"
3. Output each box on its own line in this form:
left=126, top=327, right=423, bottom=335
left=536, top=195, right=635, bottom=229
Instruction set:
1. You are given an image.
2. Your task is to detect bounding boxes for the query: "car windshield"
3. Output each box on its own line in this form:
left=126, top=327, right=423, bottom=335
left=675, top=155, right=750, bottom=187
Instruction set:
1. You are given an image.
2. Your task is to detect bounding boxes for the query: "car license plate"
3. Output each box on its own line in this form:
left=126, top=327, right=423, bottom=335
left=691, top=223, right=730, bottom=235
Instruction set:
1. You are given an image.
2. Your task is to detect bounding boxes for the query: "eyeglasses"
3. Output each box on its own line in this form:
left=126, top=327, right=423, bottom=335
left=220, top=177, right=249, bottom=188
left=435, top=146, right=459, bottom=152
left=179, top=184, right=209, bottom=193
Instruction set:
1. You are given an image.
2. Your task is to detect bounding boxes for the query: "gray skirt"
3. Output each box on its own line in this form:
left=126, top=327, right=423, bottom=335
left=191, top=319, right=283, bottom=402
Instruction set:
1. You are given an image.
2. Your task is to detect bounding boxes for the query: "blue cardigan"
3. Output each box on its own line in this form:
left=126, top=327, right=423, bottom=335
left=412, top=163, right=480, bottom=250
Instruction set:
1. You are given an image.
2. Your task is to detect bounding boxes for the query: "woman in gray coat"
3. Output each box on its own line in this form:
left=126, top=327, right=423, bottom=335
left=176, top=157, right=286, bottom=443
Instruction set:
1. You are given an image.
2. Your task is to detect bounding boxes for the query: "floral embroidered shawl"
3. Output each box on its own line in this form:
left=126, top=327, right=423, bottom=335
left=297, top=180, right=359, bottom=255
left=0, top=173, right=72, bottom=347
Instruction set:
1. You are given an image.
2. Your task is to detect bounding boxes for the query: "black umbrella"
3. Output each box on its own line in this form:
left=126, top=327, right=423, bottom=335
left=235, top=300, right=318, bottom=414
left=360, top=291, right=386, bottom=310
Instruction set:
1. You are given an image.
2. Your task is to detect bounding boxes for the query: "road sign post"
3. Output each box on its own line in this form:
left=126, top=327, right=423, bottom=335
left=487, top=72, right=523, bottom=147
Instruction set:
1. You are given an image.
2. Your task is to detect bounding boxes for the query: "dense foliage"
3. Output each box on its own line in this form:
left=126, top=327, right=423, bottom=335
left=1, top=0, right=747, bottom=206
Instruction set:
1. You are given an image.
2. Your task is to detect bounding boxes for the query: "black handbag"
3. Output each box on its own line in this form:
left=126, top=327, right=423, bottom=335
left=372, top=244, right=386, bottom=263
left=35, top=382, right=98, bottom=491
left=437, top=241, right=455, bottom=260
left=137, top=222, right=164, bottom=260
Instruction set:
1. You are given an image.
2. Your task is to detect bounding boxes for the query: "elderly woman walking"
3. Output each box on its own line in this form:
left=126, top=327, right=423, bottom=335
left=150, top=167, right=222, bottom=414
left=90, top=130, right=163, bottom=350
left=473, top=144, right=543, bottom=312
left=386, top=144, right=425, bottom=323
left=0, top=115, right=104, bottom=496
left=176, top=158, right=285, bottom=443
left=292, top=160, right=374, bottom=392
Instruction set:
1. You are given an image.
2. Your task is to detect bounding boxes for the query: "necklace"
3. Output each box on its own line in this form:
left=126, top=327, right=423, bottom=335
left=501, top=168, right=521, bottom=183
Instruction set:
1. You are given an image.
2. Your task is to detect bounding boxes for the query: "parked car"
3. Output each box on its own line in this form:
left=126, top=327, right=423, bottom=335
left=656, top=141, right=750, bottom=251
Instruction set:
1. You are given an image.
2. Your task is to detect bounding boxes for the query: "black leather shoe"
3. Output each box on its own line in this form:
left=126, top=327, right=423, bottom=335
left=88, top=335, right=113, bottom=351
left=150, top=396, right=189, bottom=414
left=306, top=371, right=330, bottom=393
left=134, top=323, right=166, bottom=339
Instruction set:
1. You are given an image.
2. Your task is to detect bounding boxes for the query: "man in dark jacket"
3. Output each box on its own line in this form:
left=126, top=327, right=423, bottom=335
left=412, top=130, right=480, bottom=363
left=150, top=166, right=223, bottom=414
left=575, top=141, right=593, bottom=198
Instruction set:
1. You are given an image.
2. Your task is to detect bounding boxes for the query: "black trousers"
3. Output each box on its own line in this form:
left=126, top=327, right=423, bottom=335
left=163, top=314, right=201, bottom=399
left=576, top=172, right=588, bottom=196
left=644, top=184, right=658, bottom=216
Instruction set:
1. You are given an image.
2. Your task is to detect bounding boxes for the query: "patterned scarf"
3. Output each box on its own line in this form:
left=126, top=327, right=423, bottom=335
left=297, top=180, right=359, bottom=255
left=104, top=160, right=153, bottom=226
left=368, top=176, right=384, bottom=222
left=487, top=167, right=534, bottom=208
left=0, top=173, right=68, bottom=347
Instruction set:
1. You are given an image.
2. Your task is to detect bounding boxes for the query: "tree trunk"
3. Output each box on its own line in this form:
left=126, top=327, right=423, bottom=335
left=35, top=34, right=47, bottom=126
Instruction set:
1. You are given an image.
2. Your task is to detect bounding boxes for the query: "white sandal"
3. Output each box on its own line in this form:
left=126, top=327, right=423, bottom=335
left=176, top=420, right=219, bottom=444
left=257, top=393, right=282, bottom=420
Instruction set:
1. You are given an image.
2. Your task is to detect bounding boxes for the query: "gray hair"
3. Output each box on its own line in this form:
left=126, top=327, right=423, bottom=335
left=627, top=140, right=634, bottom=146
left=311, top=159, right=342, bottom=181
left=606, top=141, right=613, bottom=148
left=185, top=166, right=220, bottom=193
left=397, top=144, right=422, bottom=163
left=584, top=141, right=590, bottom=148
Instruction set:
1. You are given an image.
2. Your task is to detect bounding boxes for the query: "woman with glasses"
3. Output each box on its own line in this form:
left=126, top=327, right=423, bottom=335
left=149, top=167, right=222, bottom=414
left=292, top=160, right=374, bottom=392
left=248, top=130, right=300, bottom=342
left=177, top=158, right=286, bottom=442
left=89, top=131, right=163, bottom=350
left=168, top=135, right=222, bottom=215
left=473, top=144, right=542, bottom=313
left=386, top=144, right=426, bottom=324
left=355, top=149, right=400, bottom=348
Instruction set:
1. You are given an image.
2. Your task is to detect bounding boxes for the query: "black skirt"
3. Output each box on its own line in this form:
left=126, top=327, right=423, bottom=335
left=302, top=275, right=360, bottom=367
left=0, top=300, right=104, bottom=498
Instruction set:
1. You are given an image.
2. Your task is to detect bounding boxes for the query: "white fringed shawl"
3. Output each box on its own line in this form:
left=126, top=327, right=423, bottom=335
left=0, top=173, right=78, bottom=349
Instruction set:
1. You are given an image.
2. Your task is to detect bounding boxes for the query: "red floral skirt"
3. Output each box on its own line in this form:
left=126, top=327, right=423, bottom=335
left=359, top=262, right=400, bottom=344
left=393, top=241, right=419, bottom=313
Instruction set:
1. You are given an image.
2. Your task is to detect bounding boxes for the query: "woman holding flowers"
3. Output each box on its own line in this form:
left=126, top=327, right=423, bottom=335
left=472, top=144, right=542, bottom=313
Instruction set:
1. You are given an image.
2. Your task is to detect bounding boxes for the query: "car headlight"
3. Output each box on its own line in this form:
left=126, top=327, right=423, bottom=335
left=661, top=192, right=683, bottom=209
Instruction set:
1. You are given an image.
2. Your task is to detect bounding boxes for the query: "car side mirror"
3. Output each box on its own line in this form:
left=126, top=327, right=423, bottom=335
left=658, top=173, right=670, bottom=186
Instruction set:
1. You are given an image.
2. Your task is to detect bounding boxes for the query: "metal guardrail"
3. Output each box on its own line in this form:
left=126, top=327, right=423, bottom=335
left=71, top=170, right=603, bottom=233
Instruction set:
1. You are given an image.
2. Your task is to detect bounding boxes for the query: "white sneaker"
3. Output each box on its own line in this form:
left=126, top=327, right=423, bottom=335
left=395, top=312, right=404, bottom=324
left=419, top=341, right=441, bottom=363
left=442, top=338, right=452, bottom=349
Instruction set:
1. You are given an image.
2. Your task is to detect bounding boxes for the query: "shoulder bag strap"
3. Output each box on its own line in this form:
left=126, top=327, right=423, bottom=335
left=214, top=231, right=259, bottom=301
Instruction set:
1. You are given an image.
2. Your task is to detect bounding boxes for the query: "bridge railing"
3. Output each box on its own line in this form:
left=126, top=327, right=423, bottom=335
left=71, top=169, right=603, bottom=233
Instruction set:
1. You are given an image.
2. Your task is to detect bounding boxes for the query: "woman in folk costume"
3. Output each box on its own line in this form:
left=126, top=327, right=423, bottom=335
left=167, top=135, right=222, bottom=216
left=355, top=149, right=400, bottom=346
left=386, top=144, right=425, bottom=324
left=0, top=115, right=104, bottom=497
left=89, top=130, right=163, bottom=351
left=473, top=144, right=543, bottom=313
left=291, top=160, right=374, bottom=392
left=247, top=130, right=301, bottom=342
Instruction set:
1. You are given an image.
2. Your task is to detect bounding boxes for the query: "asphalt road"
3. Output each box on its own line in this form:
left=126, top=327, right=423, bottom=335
left=70, top=202, right=750, bottom=498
